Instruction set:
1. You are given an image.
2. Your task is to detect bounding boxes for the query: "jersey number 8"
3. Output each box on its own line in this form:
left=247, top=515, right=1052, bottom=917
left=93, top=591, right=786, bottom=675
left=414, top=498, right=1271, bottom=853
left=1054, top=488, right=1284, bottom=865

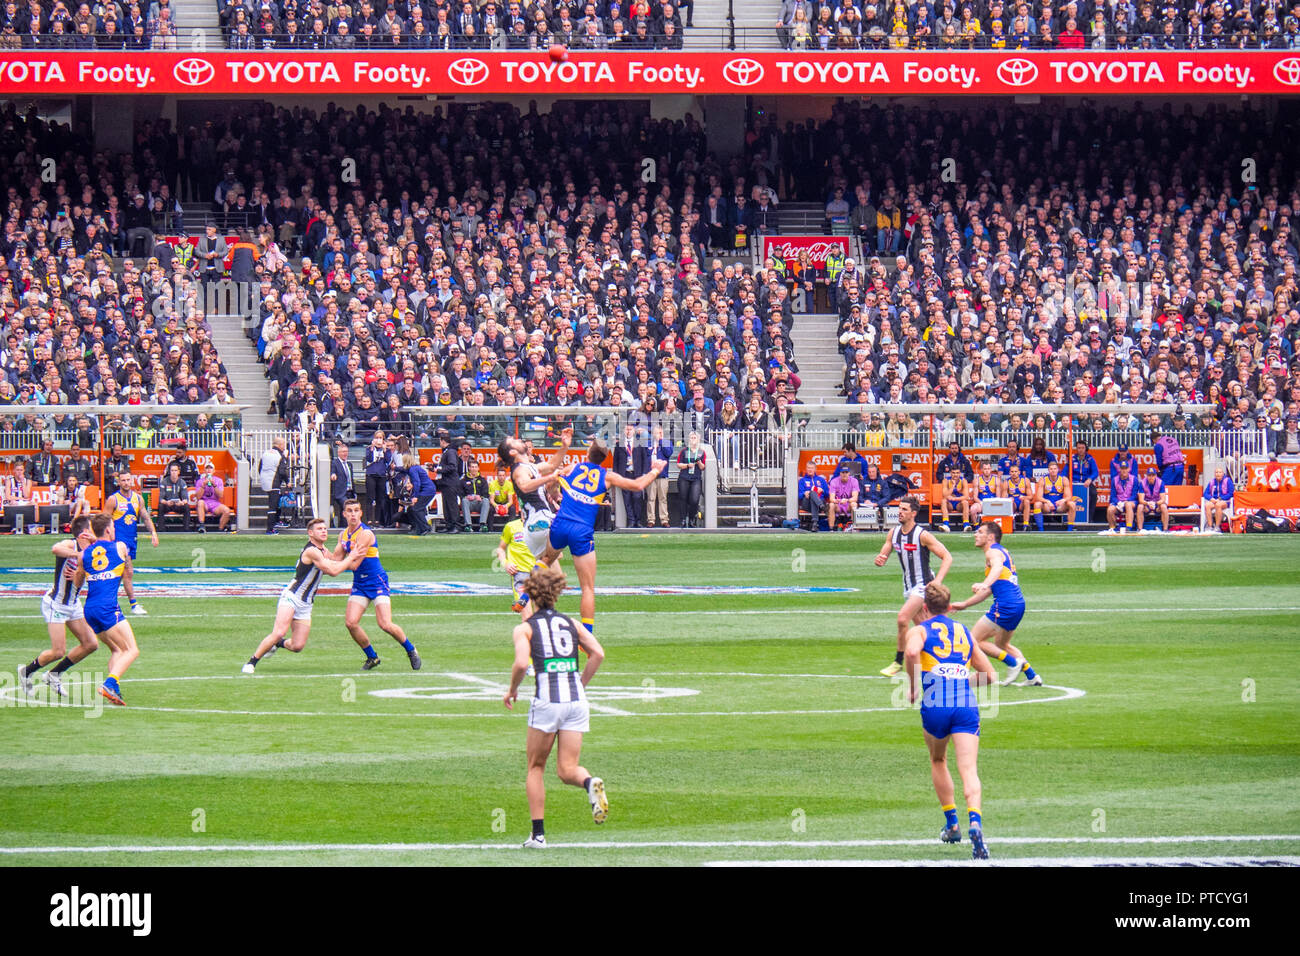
left=90, top=546, right=110, bottom=571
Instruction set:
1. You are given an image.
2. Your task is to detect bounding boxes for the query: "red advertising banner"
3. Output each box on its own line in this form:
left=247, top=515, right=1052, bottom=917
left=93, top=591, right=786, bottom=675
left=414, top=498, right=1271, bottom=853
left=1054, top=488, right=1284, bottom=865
left=1242, top=458, right=1300, bottom=492
left=2, top=50, right=1300, bottom=95
left=1231, top=490, right=1300, bottom=531
left=763, top=236, right=850, bottom=268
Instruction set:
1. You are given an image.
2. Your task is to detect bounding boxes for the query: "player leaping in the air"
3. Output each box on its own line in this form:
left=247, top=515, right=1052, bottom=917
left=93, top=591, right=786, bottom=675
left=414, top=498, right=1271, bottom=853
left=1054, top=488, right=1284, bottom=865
left=242, top=517, right=362, bottom=673
left=497, top=428, right=571, bottom=615
left=538, top=437, right=667, bottom=638
left=103, top=473, right=158, bottom=616
left=336, top=498, right=422, bottom=671
left=874, top=495, right=953, bottom=677
left=950, top=522, right=1042, bottom=686
left=17, top=516, right=100, bottom=698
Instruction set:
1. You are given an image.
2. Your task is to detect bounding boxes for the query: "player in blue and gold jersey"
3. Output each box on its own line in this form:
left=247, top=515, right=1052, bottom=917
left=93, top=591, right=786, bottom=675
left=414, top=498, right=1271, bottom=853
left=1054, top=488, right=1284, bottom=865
left=540, top=436, right=667, bottom=637
left=103, top=473, right=158, bottom=616
left=1000, top=463, right=1037, bottom=531
left=967, top=461, right=1000, bottom=526
left=938, top=472, right=970, bottom=533
left=951, top=522, right=1042, bottom=687
left=905, top=581, right=998, bottom=859
left=1038, top=460, right=1076, bottom=530
left=72, top=513, right=140, bottom=706
left=333, top=498, right=422, bottom=671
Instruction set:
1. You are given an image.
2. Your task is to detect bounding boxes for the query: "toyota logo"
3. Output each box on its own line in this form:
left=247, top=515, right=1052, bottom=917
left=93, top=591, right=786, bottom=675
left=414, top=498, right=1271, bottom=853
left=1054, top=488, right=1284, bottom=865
left=723, top=58, right=764, bottom=87
left=996, top=58, right=1038, bottom=87
left=1274, top=57, right=1300, bottom=86
left=173, top=58, right=214, bottom=87
left=448, top=58, right=489, bottom=87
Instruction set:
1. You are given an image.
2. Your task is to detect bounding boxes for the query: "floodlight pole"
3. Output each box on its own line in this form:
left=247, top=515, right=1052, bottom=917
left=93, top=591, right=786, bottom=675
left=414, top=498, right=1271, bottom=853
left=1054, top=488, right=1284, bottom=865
left=727, top=0, right=735, bottom=49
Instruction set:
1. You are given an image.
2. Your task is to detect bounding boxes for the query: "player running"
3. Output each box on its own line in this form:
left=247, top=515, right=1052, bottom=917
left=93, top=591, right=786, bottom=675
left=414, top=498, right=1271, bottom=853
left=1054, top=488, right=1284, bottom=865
left=875, top=495, right=953, bottom=677
left=905, top=581, right=998, bottom=859
left=16, top=516, right=100, bottom=699
left=72, top=513, right=140, bottom=706
left=538, top=438, right=667, bottom=637
left=335, top=498, right=422, bottom=671
left=950, top=522, right=1043, bottom=686
left=503, top=565, right=608, bottom=848
left=103, top=473, right=158, bottom=616
left=242, top=517, right=361, bottom=673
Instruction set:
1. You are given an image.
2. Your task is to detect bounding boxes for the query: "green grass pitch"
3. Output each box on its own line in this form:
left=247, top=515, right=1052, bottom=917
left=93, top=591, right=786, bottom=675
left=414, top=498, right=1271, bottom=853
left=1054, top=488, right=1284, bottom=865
left=0, top=530, right=1297, bottom=866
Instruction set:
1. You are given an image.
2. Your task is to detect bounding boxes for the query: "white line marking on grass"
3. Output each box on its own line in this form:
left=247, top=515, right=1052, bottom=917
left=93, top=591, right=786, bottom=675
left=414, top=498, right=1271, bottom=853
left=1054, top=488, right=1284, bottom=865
left=443, top=671, right=632, bottom=716
left=1, top=835, right=1296, bottom=856
left=703, top=856, right=1300, bottom=868
left=0, top=672, right=1084, bottom=718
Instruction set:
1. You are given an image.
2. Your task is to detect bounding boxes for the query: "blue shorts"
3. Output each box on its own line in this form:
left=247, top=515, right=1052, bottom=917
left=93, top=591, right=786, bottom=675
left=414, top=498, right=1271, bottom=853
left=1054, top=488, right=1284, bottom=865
left=85, top=605, right=125, bottom=635
left=122, top=541, right=137, bottom=561
left=921, top=705, right=981, bottom=739
left=549, top=516, right=595, bottom=558
left=350, top=571, right=391, bottom=601
left=986, top=599, right=1025, bottom=632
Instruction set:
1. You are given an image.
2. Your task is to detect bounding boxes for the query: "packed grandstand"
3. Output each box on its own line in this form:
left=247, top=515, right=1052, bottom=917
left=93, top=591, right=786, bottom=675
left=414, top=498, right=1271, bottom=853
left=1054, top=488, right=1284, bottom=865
left=1, top=94, right=1296, bottom=450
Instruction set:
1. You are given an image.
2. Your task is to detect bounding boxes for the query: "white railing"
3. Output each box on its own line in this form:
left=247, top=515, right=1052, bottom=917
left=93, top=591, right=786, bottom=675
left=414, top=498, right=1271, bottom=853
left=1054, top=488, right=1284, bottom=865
left=715, top=428, right=789, bottom=491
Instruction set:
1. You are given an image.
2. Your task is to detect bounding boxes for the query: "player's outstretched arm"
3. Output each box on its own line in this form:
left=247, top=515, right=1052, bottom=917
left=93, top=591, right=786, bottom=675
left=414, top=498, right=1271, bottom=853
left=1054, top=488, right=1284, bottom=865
left=311, top=548, right=352, bottom=577
left=873, top=534, right=894, bottom=566
left=576, top=625, right=605, bottom=687
left=920, top=530, right=953, bottom=583
left=535, top=427, right=574, bottom=476
left=503, top=624, right=531, bottom=709
left=607, top=457, right=666, bottom=493
left=903, top=625, right=925, bottom=703
left=952, top=554, right=1001, bottom=610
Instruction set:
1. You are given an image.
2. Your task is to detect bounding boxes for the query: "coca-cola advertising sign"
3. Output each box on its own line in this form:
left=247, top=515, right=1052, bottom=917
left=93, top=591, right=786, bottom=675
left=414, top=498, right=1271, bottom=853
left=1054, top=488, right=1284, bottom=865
left=763, top=236, right=850, bottom=268
left=1, top=50, right=1299, bottom=95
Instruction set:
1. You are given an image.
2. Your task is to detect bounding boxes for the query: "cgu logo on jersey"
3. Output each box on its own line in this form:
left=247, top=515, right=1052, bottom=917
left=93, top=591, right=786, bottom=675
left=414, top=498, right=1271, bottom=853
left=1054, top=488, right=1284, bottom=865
left=49, top=886, right=151, bottom=937
left=544, top=658, right=578, bottom=673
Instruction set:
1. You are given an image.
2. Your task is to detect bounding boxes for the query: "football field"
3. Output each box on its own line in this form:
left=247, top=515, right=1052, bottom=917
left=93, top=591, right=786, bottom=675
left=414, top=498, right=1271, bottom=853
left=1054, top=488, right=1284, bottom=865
left=0, top=531, right=1297, bottom=867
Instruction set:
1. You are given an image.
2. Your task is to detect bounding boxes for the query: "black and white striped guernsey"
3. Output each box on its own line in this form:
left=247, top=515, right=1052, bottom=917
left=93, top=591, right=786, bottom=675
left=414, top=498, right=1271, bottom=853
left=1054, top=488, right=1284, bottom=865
left=891, top=524, right=934, bottom=593
left=286, top=547, right=324, bottom=604
left=48, top=544, right=80, bottom=606
left=528, top=608, right=585, bottom=704
left=514, top=460, right=551, bottom=515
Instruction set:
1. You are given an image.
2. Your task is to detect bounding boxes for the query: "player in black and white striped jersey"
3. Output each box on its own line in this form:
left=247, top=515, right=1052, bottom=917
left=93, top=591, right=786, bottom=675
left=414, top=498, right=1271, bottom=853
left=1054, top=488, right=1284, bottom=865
left=16, top=515, right=100, bottom=699
left=873, top=495, right=953, bottom=678
left=503, top=565, right=608, bottom=848
left=242, top=517, right=361, bottom=673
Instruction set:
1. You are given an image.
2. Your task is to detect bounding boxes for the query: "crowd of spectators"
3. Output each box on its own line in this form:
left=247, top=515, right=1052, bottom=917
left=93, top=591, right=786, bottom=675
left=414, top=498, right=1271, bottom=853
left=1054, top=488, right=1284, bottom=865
left=219, top=0, right=694, bottom=50
left=0, top=0, right=182, bottom=49
left=775, top=0, right=1300, bottom=50
left=0, top=102, right=237, bottom=454
left=734, top=101, right=1300, bottom=443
